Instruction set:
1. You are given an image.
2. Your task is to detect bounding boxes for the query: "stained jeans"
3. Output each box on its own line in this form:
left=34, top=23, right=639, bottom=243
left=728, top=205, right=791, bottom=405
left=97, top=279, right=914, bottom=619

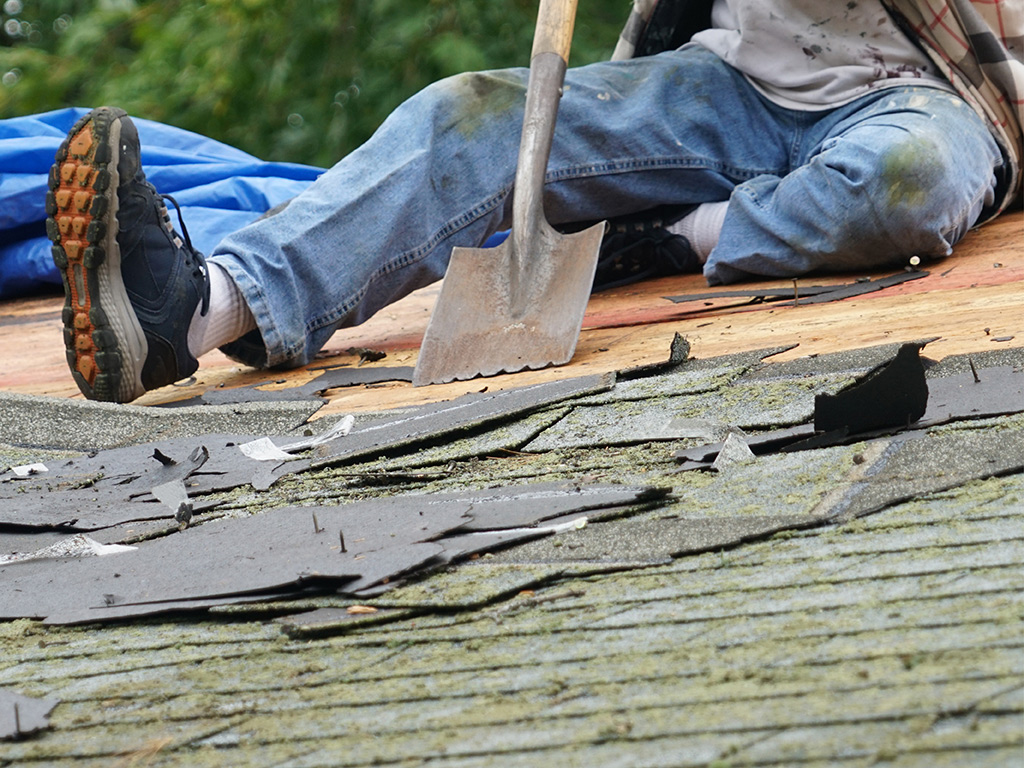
left=211, top=44, right=1006, bottom=368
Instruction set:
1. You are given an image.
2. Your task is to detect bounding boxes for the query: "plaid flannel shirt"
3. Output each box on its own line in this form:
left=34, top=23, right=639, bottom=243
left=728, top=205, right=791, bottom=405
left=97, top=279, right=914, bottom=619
left=613, top=0, right=1023, bottom=218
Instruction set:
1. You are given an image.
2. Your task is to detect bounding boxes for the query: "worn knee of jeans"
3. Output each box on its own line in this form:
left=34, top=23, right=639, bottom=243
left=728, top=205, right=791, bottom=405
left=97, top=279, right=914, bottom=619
left=418, top=69, right=526, bottom=149
left=824, top=130, right=985, bottom=260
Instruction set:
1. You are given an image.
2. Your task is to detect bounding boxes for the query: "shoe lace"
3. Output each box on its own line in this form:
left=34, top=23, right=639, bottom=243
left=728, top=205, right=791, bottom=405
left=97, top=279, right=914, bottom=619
left=161, top=193, right=211, bottom=316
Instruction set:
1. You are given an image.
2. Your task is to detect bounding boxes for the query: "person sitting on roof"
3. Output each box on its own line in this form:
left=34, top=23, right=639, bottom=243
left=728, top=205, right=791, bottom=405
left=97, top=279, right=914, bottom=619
left=46, top=0, right=1021, bottom=403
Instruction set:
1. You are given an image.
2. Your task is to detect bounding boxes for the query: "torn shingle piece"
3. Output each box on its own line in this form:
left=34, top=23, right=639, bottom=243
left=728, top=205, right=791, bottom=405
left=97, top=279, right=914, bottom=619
left=0, top=429, right=379, bottom=531
left=664, top=285, right=838, bottom=304
left=676, top=365, right=1024, bottom=469
left=921, top=366, right=1024, bottom=425
left=674, top=345, right=1002, bottom=468
left=238, top=438, right=295, bottom=462
left=825, top=424, right=1024, bottom=522
left=445, top=482, right=667, bottom=532
left=6, top=477, right=665, bottom=623
left=41, top=590, right=311, bottom=626
left=675, top=350, right=1022, bottom=468
left=663, top=271, right=927, bottom=306
left=527, top=373, right=845, bottom=453
left=259, top=373, right=616, bottom=487
left=166, top=366, right=415, bottom=407
left=814, top=343, right=929, bottom=434
left=674, top=424, right=817, bottom=468
left=146, top=445, right=209, bottom=526
left=710, top=432, right=756, bottom=471
left=0, top=495, right=476, bottom=621
left=278, top=414, right=356, bottom=452
left=1, top=689, right=59, bottom=740
left=498, top=513, right=815, bottom=564
left=574, top=345, right=800, bottom=409
left=616, top=333, right=691, bottom=379
left=151, top=479, right=194, bottom=527
left=0, top=440, right=231, bottom=530
left=371, top=407, right=572, bottom=472
left=322, top=373, right=616, bottom=460
left=238, top=415, right=358, bottom=462
left=276, top=606, right=416, bottom=638
left=788, top=270, right=928, bottom=304
left=10, top=463, right=47, bottom=477
left=738, top=340, right=937, bottom=382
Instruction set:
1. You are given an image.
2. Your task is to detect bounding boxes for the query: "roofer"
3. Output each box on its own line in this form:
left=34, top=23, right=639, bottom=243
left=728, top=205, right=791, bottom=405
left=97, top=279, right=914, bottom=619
left=46, top=0, right=1021, bottom=403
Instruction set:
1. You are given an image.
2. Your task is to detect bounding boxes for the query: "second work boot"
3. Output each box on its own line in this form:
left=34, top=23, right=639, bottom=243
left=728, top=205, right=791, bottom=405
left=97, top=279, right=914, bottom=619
left=46, top=106, right=210, bottom=402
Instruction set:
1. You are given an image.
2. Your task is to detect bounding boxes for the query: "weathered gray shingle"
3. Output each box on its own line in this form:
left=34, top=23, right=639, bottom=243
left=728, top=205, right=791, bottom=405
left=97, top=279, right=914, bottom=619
left=0, top=344, right=1021, bottom=765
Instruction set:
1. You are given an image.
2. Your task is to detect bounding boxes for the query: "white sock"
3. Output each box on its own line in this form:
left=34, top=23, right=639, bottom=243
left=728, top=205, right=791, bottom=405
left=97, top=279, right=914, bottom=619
left=668, top=201, right=729, bottom=262
left=187, top=262, right=256, bottom=359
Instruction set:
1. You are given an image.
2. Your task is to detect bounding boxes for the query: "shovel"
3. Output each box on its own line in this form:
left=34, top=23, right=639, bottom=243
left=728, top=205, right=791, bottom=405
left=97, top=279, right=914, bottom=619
left=412, top=0, right=605, bottom=387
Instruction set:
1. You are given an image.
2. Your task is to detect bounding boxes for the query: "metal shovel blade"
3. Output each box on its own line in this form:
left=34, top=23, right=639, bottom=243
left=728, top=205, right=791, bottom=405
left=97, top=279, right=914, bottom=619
left=413, top=0, right=604, bottom=387
left=412, top=220, right=605, bottom=386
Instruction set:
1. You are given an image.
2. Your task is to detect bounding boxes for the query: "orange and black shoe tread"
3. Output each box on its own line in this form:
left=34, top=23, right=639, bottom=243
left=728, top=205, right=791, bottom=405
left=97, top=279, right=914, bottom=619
left=45, top=111, right=121, bottom=401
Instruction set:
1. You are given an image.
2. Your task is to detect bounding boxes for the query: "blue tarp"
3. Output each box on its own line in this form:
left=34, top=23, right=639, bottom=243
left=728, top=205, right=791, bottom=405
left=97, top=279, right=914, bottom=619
left=0, top=108, right=324, bottom=299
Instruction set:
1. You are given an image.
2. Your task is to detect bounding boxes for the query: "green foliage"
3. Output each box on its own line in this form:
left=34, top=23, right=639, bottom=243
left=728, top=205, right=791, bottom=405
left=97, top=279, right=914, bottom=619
left=0, top=0, right=629, bottom=166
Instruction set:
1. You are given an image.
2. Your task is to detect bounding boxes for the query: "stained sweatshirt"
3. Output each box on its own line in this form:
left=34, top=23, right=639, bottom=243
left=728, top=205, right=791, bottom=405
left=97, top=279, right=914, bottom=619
left=693, top=0, right=953, bottom=109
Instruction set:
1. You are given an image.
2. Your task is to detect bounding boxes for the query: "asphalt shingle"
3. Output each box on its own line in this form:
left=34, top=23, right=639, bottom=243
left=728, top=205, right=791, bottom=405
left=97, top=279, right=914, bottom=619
left=0, top=343, right=1021, bottom=766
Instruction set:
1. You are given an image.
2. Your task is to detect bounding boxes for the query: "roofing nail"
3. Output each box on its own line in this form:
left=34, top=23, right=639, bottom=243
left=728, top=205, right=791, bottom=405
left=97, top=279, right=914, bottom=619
left=792, top=278, right=799, bottom=305
left=339, top=530, right=347, bottom=553
left=969, top=358, right=981, bottom=383
left=13, top=702, right=20, bottom=735
left=312, top=513, right=323, bottom=534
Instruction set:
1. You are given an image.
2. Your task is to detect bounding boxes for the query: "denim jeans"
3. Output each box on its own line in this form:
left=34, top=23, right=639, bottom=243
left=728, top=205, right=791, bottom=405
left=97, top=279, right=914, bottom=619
left=212, top=45, right=1005, bottom=369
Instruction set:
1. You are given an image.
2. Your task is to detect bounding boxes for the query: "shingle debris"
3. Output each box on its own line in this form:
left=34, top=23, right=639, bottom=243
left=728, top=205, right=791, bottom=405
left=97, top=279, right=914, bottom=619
left=163, top=364, right=415, bottom=407
left=0, top=481, right=661, bottom=625
left=665, top=269, right=928, bottom=308
left=677, top=343, right=1024, bottom=467
left=1, top=339, right=1021, bottom=636
left=814, top=342, right=929, bottom=433
left=0, top=689, right=58, bottom=741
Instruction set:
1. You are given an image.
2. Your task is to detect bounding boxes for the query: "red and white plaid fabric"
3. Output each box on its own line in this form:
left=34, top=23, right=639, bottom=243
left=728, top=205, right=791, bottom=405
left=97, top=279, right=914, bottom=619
left=614, top=0, right=1023, bottom=216
left=885, top=0, right=1022, bottom=219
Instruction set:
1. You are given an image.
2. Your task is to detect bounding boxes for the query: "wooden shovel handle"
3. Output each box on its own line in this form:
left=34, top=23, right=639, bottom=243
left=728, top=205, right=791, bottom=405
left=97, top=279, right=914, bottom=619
left=531, top=0, right=578, bottom=63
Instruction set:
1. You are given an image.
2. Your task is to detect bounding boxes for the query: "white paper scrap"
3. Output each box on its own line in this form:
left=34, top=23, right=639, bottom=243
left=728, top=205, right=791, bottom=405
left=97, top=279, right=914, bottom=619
left=11, top=463, right=48, bottom=477
left=239, top=437, right=296, bottom=462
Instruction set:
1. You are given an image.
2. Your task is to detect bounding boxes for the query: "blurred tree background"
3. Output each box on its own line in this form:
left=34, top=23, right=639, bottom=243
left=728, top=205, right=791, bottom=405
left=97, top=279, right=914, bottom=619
left=0, top=0, right=629, bottom=167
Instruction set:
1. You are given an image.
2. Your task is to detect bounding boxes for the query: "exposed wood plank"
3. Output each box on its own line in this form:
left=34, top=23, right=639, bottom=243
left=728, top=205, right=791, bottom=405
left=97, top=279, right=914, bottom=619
left=0, top=213, right=1019, bottom=415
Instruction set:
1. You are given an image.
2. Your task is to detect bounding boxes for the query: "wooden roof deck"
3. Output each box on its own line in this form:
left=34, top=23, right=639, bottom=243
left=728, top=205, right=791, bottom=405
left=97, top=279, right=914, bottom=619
left=0, top=213, right=1019, bottom=414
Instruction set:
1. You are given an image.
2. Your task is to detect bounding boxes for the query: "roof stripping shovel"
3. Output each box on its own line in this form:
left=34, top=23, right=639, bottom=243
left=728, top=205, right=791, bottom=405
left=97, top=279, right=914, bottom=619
left=412, top=0, right=605, bottom=387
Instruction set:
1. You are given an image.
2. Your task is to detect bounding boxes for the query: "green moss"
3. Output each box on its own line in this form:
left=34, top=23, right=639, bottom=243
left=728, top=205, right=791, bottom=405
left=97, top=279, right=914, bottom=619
left=3, top=351, right=1022, bottom=765
left=882, top=135, right=943, bottom=209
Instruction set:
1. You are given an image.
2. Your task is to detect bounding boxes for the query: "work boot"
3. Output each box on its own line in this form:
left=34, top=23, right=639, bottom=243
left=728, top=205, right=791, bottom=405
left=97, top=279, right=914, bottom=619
left=592, top=205, right=701, bottom=291
left=46, top=107, right=210, bottom=402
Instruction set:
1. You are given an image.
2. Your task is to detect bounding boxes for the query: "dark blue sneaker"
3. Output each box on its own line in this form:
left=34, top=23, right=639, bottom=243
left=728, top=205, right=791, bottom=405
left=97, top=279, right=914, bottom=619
left=592, top=205, right=701, bottom=292
left=46, top=107, right=209, bottom=402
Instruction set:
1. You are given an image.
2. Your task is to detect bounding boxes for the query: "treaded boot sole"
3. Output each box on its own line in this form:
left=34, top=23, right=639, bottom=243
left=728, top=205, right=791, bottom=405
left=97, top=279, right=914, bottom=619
left=46, top=108, right=148, bottom=402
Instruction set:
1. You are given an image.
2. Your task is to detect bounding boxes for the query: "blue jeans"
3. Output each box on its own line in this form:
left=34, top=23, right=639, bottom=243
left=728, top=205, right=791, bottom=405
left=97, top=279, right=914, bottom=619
left=212, top=45, right=1006, bottom=368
